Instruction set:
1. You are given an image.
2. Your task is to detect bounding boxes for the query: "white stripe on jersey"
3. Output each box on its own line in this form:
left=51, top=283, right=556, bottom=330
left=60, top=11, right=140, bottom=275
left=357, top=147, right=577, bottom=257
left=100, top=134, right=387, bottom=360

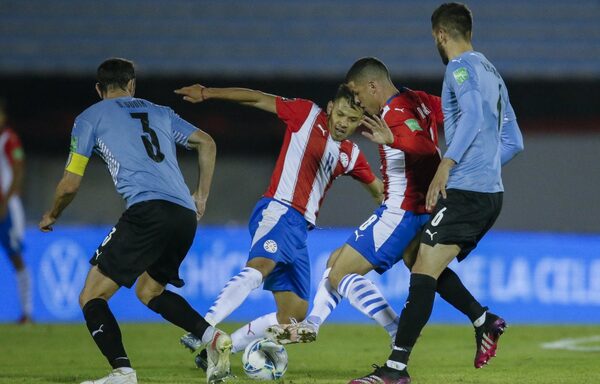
left=346, top=143, right=360, bottom=174
left=250, top=200, right=289, bottom=248
left=381, top=106, right=407, bottom=211
left=304, top=138, right=340, bottom=223
left=273, top=103, right=320, bottom=205
left=0, top=132, right=13, bottom=193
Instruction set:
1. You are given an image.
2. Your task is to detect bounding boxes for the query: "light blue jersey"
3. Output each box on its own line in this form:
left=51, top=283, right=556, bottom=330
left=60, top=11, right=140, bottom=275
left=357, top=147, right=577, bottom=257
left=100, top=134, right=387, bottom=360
left=70, top=96, right=197, bottom=211
left=442, top=51, right=523, bottom=193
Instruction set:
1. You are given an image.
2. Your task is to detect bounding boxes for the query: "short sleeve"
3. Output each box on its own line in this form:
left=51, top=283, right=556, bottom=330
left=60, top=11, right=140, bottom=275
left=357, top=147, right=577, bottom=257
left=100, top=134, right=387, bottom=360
left=70, top=118, right=95, bottom=158
left=346, top=145, right=376, bottom=184
left=446, top=59, right=479, bottom=99
left=275, top=97, right=314, bottom=132
left=169, top=108, right=198, bottom=149
left=4, top=131, right=24, bottom=164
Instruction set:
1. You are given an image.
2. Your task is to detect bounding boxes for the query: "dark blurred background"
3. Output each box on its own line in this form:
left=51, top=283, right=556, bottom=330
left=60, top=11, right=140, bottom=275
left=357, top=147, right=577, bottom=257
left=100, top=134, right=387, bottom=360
left=1, top=0, right=599, bottom=232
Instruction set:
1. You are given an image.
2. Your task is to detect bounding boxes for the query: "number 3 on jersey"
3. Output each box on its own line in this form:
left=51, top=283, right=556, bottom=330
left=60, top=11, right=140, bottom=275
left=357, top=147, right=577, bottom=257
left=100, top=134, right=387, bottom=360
left=130, top=112, right=165, bottom=163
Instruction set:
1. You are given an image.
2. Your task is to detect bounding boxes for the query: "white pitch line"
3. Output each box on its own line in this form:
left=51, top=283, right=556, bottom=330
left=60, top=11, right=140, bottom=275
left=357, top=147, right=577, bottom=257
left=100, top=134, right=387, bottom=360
left=541, top=335, right=600, bottom=352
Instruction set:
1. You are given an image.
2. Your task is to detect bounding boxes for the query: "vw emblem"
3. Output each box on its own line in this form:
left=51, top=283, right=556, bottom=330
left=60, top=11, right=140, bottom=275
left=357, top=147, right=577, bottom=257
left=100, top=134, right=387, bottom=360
left=39, top=240, right=89, bottom=319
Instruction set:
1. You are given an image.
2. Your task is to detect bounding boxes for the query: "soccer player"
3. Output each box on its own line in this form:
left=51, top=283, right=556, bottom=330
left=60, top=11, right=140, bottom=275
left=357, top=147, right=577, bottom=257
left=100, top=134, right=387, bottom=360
left=269, top=58, right=494, bottom=349
left=174, top=83, right=382, bottom=367
left=349, top=4, right=524, bottom=383
left=0, top=100, right=31, bottom=324
left=38, top=58, right=231, bottom=384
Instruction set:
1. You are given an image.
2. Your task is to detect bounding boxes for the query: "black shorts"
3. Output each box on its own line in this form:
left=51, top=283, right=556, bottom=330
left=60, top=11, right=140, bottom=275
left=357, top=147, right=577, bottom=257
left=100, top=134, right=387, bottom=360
left=420, top=189, right=503, bottom=261
left=90, top=200, right=197, bottom=288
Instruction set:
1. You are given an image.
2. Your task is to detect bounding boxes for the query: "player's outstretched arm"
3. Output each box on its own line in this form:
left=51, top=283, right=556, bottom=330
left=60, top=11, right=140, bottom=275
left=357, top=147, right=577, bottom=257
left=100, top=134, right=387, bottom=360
left=39, top=170, right=82, bottom=232
left=500, top=103, right=524, bottom=165
left=175, top=84, right=277, bottom=114
left=187, top=129, right=217, bottom=220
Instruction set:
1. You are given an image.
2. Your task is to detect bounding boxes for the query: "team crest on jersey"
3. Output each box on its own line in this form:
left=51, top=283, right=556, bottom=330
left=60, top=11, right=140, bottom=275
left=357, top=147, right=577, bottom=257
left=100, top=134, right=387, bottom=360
left=263, top=240, right=278, bottom=253
left=339, top=152, right=349, bottom=168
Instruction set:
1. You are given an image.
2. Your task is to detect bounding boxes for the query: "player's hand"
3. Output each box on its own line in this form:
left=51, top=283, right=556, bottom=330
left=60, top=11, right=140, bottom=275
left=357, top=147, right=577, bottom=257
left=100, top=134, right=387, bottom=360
left=174, top=84, right=208, bottom=103
left=192, top=192, right=207, bottom=221
left=39, top=212, right=57, bottom=232
left=361, top=115, right=394, bottom=145
left=426, top=158, right=455, bottom=211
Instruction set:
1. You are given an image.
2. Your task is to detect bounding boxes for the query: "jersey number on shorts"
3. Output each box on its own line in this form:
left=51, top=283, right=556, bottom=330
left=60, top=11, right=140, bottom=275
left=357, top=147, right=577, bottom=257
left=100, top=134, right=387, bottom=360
left=130, top=113, right=165, bottom=163
left=431, top=207, right=447, bottom=227
left=359, top=214, right=378, bottom=231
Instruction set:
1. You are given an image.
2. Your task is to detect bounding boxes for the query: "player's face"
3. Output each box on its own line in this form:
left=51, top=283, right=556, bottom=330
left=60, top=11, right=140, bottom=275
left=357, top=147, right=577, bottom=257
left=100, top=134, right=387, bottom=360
left=327, top=98, right=363, bottom=141
left=346, top=81, right=380, bottom=115
left=433, top=29, right=449, bottom=65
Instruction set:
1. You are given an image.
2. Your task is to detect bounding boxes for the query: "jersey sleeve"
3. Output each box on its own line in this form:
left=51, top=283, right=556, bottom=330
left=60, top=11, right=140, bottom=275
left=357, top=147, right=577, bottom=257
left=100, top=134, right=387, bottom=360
left=384, top=108, right=438, bottom=155
left=65, top=117, right=95, bottom=176
left=426, top=93, right=444, bottom=127
left=346, top=144, right=376, bottom=184
left=4, top=131, right=24, bottom=165
left=275, top=97, right=314, bottom=132
left=447, top=59, right=480, bottom=98
left=169, top=108, right=199, bottom=149
left=500, top=101, right=524, bottom=165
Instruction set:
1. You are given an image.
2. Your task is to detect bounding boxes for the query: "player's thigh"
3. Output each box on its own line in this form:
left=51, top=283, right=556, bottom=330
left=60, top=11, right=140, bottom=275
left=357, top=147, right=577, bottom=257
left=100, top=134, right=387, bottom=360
left=273, top=290, right=308, bottom=323
left=79, top=265, right=120, bottom=307
left=401, top=232, right=422, bottom=271
left=246, top=257, right=277, bottom=278
left=328, top=244, right=374, bottom=290
left=412, top=243, right=460, bottom=278
left=326, top=246, right=344, bottom=269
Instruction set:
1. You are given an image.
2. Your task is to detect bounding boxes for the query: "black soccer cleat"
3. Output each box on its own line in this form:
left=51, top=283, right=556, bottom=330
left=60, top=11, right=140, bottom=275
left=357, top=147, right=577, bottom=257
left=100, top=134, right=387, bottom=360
left=474, top=311, right=507, bottom=368
left=348, top=364, right=411, bottom=384
left=195, top=348, right=208, bottom=372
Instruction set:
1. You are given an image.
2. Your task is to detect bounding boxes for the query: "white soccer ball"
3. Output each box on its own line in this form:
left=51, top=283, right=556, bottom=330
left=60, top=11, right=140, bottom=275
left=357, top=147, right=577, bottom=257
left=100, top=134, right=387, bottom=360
left=242, top=338, right=288, bottom=380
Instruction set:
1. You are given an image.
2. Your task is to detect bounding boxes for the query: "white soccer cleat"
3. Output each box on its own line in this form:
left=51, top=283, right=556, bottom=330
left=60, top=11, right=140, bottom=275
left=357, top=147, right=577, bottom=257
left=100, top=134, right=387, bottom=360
left=266, top=320, right=318, bottom=345
left=205, top=329, right=233, bottom=383
left=80, top=368, right=137, bottom=384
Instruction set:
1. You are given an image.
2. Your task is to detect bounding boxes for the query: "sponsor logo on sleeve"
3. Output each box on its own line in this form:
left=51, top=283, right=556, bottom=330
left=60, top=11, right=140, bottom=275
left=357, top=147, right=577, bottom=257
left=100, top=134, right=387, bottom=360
left=453, top=67, right=469, bottom=85
left=404, top=119, right=423, bottom=132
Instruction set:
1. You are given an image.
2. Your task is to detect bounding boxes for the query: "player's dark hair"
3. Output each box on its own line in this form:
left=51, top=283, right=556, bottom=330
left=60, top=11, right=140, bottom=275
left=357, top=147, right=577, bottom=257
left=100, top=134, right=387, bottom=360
left=344, top=57, right=391, bottom=84
left=431, top=2, right=472, bottom=40
left=333, top=83, right=361, bottom=111
left=97, top=58, right=135, bottom=93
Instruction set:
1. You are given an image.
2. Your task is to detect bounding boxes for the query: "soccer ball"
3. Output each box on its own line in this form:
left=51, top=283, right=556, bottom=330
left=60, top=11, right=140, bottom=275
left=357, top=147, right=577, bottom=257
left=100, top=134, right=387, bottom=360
left=242, top=338, right=288, bottom=380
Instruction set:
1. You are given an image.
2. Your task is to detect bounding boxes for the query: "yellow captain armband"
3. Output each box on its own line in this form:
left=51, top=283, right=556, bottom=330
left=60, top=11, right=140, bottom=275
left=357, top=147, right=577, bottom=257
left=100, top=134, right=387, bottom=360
left=65, top=152, right=89, bottom=176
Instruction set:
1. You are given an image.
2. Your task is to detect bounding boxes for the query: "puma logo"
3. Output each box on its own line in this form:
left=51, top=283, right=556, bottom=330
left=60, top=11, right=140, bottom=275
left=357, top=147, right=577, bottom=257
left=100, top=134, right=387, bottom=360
left=354, top=230, right=364, bottom=241
left=92, top=324, right=104, bottom=337
left=94, top=249, right=103, bottom=260
left=425, top=229, right=438, bottom=241
left=394, top=108, right=405, bottom=113
left=317, top=124, right=327, bottom=136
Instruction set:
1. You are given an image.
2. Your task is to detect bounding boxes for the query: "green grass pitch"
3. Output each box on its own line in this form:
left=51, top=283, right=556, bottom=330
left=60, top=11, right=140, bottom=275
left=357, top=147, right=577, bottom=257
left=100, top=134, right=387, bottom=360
left=1, top=322, right=599, bottom=383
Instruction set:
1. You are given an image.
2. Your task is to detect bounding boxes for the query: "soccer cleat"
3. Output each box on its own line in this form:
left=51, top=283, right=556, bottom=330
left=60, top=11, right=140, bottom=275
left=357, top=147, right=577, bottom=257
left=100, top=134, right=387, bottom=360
left=474, top=312, right=507, bottom=368
left=265, top=320, right=318, bottom=345
left=205, top=329, right=232, bottom=383
left=195, top=349, right=208, bottom=372
left=80, top=368, right=137, bottom=384
left=180, top=332, right=203, bottom=352
left=348, top=364, right=410, bottom=384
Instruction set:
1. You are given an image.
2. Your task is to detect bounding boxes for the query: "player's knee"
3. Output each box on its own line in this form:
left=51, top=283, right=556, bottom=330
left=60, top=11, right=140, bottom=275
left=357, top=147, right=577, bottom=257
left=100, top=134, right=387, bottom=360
left=9, top=254, right=25, bottom=270
left=246, top=258, right=274, bottom=278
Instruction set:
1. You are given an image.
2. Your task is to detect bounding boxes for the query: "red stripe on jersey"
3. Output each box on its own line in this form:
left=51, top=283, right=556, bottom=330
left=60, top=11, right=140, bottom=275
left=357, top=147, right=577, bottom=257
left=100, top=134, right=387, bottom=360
left=292, top=120, right=328, bottom=214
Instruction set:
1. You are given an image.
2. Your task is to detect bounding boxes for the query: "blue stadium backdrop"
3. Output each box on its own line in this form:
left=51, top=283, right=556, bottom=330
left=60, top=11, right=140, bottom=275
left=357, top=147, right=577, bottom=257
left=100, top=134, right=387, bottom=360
left=1, top=227, right=600, bottom=323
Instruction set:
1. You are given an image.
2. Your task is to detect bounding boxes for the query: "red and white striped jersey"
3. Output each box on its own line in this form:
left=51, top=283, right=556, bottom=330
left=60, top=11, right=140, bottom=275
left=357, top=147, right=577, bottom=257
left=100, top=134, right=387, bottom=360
left=379, top=89, right=443, bottom=214
left=0, top=127, right=24, bottom=195
left=264, top=97, right=376, bottom=225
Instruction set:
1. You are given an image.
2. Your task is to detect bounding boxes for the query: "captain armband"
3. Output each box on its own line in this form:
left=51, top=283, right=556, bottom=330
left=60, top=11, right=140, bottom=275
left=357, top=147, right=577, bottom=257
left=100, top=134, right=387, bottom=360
left=65, top=152, right=89, bottom=176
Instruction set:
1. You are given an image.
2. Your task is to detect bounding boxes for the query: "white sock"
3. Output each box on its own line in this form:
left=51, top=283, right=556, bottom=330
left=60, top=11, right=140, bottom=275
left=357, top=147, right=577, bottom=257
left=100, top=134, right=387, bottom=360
left=338, top=273, right=398, bottom=336
left=305, top=268, right=341, bottom=328
left=115, top=367, right=135, bottom=374
left=16, top=268, right=32, bottom=317
left=205, top=267, right=263, bottom=326
left=231, top=312, right=278, bottom=353
left=473, top=311, right=487, bottom=328
left=201, top=326, right=217, bottom=344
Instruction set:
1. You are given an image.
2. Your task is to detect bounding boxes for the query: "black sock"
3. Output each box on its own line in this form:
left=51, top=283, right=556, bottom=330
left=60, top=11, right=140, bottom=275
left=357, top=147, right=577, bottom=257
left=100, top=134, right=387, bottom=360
left=82, top=298, right=131, bottom=369
left=390, top=273, right=437, bottom=365
left=147, top=290, right=211, bottom=339
left=437, top=268, right=485, bottom=323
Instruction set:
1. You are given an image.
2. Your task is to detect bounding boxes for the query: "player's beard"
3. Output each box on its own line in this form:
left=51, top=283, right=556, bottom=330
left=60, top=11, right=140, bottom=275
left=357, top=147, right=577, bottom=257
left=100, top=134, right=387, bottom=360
left=436, top=39, right=449, bottom=65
